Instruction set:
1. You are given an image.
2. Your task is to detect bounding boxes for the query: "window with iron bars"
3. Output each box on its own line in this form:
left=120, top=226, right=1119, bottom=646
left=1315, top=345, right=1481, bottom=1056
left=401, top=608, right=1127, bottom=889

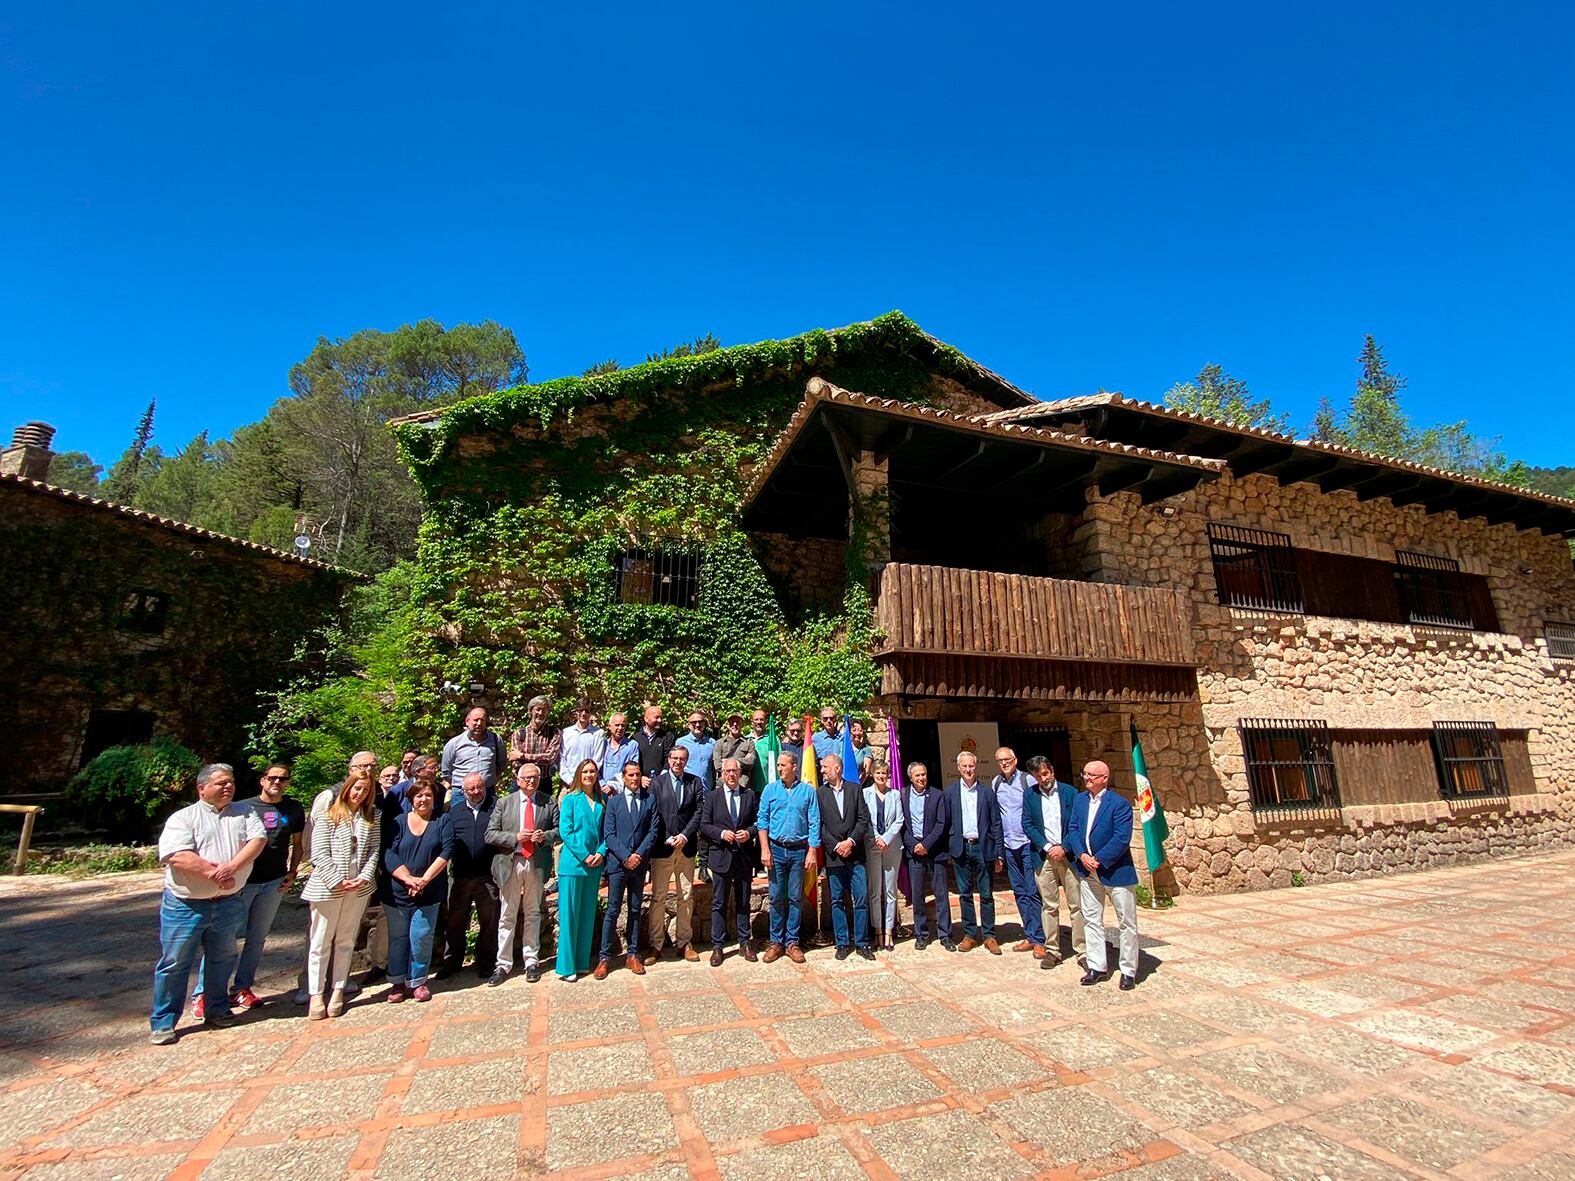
left=1208, top=524, right=1304, bottom=613
left=1239, top=719, right=1341, bottom=811
left=1393, top=550, right=1471, bottom=628
left=1430, top=721, right=1508, bottom=799
left=118, top=590, right=169, bottom=634
left=1545, top=621, right=1575, bottom=661
left=612, top=547, right=701, bottom=608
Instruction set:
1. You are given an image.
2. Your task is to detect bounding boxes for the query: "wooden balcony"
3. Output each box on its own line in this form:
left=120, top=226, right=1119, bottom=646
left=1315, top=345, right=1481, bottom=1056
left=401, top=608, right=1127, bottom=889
left=874, top=562, right=1198, bottom=668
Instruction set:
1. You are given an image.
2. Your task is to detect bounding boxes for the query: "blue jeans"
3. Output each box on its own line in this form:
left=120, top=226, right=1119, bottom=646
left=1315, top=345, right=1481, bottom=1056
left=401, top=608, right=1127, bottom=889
left=1002, top=845, right=1045, bottom=945
left=600, top=862, right=648, bottom=960
left=151, top=890, right=245, bottom=1032
left=953, top=844, right=996, bottom=939
left=386, top=903, right=440, bottom=987
left=767, top=842, right=807, bottom=947
left=825, top=861, right=870, bottom=950
left=192, top=876, right=286, bottom=997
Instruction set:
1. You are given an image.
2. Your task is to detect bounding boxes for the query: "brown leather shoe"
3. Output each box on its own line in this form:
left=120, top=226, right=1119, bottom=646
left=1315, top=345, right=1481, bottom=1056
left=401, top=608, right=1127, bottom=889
left=762, top=943, right=783, bottom=963
left=957, top=936, right=979, bottom=952
left=626, top=955, right=646, bottom=975
left=984, top=937, right=1002, bottom=955
left=786, top=944, right=806, bottom=963
left=741, top=943, right=758, bottom=962
left=709, top=948, right=724, bottom=967
left=592, top=959, right=610, bottom=980
left=641, top=951, right=658, bottom=966
left=1030, top=943, right=1047, bottom=959
left=682, top=945, right=700, bottom=963
left=1013, top=939, right=1032, bottom=952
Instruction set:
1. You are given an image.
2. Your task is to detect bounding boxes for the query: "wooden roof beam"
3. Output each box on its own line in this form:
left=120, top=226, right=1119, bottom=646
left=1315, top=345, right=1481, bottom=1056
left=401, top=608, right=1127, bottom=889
left=1095, top=462, right=1152, bottom=496
left=1230, top=443, right=1297, bottom=477
left=1140, top=471, right=1205, bottom=505
left=1271, top=455, right=1343, bottom=486
left=1353, top=472, right=1423, bottom=502
left=1388, top=478, right=1455, bottom=509
left=931, top=440, right=989, bottom=486
left=1317, top=465, right=1385, bottom=494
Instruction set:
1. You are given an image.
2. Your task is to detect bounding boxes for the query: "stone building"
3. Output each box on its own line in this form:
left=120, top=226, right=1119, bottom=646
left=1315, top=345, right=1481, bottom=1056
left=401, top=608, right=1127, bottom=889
left=397, top=316, right=1575, bottom=894
left=0, top=424, right=357, bottom=798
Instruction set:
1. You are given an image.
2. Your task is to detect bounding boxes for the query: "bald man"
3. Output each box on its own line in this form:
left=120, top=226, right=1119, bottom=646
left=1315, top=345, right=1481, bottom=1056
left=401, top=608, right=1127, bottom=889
left=1064, top=760, right=1139, bottom=989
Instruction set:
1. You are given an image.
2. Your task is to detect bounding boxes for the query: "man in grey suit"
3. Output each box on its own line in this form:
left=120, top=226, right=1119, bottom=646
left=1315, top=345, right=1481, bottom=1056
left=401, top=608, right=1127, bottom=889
left=486, top=763, right=559, bottom=985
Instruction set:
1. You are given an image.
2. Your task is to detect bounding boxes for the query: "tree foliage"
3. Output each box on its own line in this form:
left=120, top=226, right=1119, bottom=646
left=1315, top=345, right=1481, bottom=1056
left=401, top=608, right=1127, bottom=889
left=45, top=450, right=102, bottom=492
left=1163, top=364, right=1290, bottom=432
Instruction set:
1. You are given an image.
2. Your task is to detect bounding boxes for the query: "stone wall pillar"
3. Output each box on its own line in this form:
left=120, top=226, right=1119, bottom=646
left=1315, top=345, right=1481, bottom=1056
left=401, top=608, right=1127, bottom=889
left=849, top=450, right=890, bottom=574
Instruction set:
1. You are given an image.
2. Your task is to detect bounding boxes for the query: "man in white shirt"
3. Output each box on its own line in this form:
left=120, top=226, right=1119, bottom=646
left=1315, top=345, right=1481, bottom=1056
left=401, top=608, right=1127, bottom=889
left=150, top=763, right=267, bottom=1044
left=558, top=698, right=607, bottom=789
left=1024, top=755, right=1085, bottom=969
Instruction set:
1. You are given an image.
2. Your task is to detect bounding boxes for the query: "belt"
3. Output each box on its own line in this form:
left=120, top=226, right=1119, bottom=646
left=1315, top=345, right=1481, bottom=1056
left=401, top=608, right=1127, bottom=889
left=770, top=838, right=808, bottom=850
left=965, top=837, right=981, bottom=844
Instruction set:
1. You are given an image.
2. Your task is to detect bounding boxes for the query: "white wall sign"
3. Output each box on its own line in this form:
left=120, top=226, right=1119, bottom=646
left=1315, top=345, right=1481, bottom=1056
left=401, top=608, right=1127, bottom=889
left=935, top=722, right=1002, bottom=783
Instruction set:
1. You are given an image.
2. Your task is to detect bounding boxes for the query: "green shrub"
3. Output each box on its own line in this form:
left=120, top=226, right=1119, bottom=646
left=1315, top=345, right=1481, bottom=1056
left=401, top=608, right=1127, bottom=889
left=25, top=843, right=160, bottom=876
left=66, top=738, right=201, bottom=841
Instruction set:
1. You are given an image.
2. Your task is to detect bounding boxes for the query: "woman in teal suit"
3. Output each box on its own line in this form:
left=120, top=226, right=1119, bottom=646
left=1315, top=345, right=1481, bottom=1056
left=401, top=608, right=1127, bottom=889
left=556, top=758, right=608, bottom=980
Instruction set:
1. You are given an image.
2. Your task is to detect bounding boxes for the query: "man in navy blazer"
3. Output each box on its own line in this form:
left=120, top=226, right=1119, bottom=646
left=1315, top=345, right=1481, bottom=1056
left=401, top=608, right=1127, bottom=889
left=901, top=762, right=956, bottom=951
left=700, top=757, right=759, bottom=965
left=943, top=752, right=1004, bottom=954
left=1022, top=755, right=1085, bottom=969
left=816, top=753, right=873, bottom=961
left=596, top=761, right=662, bottom=978
left=1063, top=760, right=1139, bottom=989
left=645, top=745, right=706, bottom=964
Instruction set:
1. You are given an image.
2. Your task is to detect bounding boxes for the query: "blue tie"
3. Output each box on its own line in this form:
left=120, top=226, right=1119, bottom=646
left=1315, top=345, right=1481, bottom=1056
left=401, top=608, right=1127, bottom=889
left=728, top=790, right=738, bottom=827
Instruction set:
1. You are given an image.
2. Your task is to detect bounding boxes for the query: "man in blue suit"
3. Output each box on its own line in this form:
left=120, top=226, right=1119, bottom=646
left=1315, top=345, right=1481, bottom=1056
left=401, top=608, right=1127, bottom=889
left=901, top=763, right=956, bottom=952
left=1022, top=755, right=1084, bottom=969
left=1063, top=760, right=1139, bottom=989
left=596, top=761, right=661, bottom=979
left=944, top=752, right=1003, bottom=953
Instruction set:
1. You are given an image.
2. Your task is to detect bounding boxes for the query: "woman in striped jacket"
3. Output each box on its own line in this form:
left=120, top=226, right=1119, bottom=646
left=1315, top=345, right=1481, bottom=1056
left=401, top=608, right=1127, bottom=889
left=302, top=775, right=380, bottom=1019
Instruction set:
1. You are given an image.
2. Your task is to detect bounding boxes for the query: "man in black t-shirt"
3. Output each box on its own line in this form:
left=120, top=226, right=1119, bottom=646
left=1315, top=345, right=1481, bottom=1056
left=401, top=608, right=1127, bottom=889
left=193, top=761, right=305, bottom=1014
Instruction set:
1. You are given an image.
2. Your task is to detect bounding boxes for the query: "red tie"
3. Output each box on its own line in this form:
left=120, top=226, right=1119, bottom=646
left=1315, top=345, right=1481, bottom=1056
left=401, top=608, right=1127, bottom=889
left=520, top=795, right=536, bottom=858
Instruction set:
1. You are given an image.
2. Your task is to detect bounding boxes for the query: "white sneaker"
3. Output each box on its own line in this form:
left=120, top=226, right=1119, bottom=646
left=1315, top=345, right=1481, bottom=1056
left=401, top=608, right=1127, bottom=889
left=292, top=988, right=309, bottom=1005
left=342, top=979, right=362, bottom=998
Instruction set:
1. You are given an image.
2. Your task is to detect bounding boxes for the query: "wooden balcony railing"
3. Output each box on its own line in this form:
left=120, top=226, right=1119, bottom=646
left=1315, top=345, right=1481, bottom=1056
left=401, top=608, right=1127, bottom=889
left=874, top=562, right=1198, bottom=667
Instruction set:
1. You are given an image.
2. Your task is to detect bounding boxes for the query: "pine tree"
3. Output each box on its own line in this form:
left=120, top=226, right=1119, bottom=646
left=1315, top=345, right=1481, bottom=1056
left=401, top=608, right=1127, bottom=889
left=102, top=400, right=158, bottom=503
left=1162, top=364, right=1290, bottom=432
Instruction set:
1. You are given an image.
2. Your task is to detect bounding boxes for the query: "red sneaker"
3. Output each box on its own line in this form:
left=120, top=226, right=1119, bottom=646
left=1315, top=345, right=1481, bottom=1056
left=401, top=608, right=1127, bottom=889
left=191, top=995, right=205, bottom=1021
left=231, top=988, right=261, bottom=1011
left=412, top=985, right=432, bottom=1002
left=386, top=986, right=407, bottom=1003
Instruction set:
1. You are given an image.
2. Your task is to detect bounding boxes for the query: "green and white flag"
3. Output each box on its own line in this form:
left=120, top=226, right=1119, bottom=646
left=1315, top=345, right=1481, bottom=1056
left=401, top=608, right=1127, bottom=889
left=1132, top=723, right=1169, bottom=873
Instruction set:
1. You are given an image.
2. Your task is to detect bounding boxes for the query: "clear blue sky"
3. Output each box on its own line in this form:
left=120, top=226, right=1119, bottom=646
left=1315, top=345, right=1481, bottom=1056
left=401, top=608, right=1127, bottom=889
left=4, top=2, right=1572, bottom=468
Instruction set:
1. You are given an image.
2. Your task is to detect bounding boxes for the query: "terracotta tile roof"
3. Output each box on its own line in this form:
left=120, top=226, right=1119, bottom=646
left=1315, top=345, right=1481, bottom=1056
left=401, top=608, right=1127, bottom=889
left=1, top=474, right=362, bottom=576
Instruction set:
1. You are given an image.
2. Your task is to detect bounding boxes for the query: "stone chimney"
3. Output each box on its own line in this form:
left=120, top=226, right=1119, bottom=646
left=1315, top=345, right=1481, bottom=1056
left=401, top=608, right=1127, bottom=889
left=1, top=422, right=57, bottom=482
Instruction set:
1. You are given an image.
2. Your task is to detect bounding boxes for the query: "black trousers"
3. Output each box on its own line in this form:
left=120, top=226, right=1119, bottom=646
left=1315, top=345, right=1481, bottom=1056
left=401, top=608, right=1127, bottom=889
left=443, top=876, right=500, bottom=975
left=908, top=856, right=953, bottom=941
left=600, top=863, right=647, bottom=960
left=710, top=865, right=752, bottom=949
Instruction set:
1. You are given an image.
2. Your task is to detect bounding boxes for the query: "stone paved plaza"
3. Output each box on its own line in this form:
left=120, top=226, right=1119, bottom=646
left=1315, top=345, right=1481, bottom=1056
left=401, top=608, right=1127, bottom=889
left=1, top=853, right=1573, bottom=1180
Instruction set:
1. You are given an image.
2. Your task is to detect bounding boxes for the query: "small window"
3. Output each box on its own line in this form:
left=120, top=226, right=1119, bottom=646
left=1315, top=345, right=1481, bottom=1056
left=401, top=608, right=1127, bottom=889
left=118, top=590, right=169, bottom=634
left=1546, top=622, right=1575, bottom=661
left=1430, top=721, right=1507, bottom=799
left=1393, top=551, right=1471, bottom=628
left=1240, top=719, right=1341, bottom=811
left=1208, top=524, right=1304, bottom=612
left=613, top=547, right=700, bottom=608
left=81, top=709, right=156, bottom=767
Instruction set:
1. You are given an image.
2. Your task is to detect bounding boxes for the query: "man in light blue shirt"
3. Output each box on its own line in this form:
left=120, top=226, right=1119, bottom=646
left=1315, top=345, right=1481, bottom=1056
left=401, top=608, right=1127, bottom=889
left=811, top=708, right=842, bottom=764
left=674, top=712, right=717, bottom=792
left=600, top=712, right=639, bottom=794
left=993, top=746, right=1045, bottom=956
left=756, top=752, right=821, bottom=962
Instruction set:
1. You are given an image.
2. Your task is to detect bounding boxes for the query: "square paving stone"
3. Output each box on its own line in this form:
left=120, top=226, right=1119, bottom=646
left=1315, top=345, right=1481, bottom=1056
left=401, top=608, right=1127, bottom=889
left=811, top=1051, right=944, bottom=1114
left=1110, top=1065, right=1256, bottom=1127
left=864, top=1108, right=1032, bottom=1180
left=1175, top=959, right=1277, bottom=988
left=1222, top=1123, right=1393, bottom=1180
left=1282, top=1025, right=1419, bottom=1076
left=667, top=1027, right=776, bottom=1076
left=549, top=1040, right=656, bottom=1095
left=748, top=983, right=836, bottom=1017
left=546, top=1091, right=678, bottom=1170
left=175, top=1036, right=293, bottom=1084
left=1484, top=980, right=1575, bottom=1010
left=1476, top=1042, right=1575, bottom=1088
left=1414, top=1062, right=1575, bottom=1128
left=776, top=1013, right=881, bottom=1059
left=685, top=1070, right=818, bottom=1142
left=376, top=1114, right=521, bottom=1180
left=548, top=1002, right=642, bottom=1044
left=871, top=999, right=980, bottom=1041
left=1501, top=1153, right=1575, bottom=1181
left=926, top=1040, right=1052, bottom=1092
left=291, top=1027, right=416, bottom=1074
left=1422, top=994, right=1548, bottom=1033
left=1035, top=1024, right=1144, bottom=1071
left=244, top=1072, right=390, bottom=1133
left=20, top=1151, right=190, bottom=1180
left=996, top=1084, right=1150, bottom=1165
left=1107, top=1009, right=1225, bottom=1053
left=715, top=1131, right=868, bottom=1181
left=1173, top=994, right=1291, bottom=1035
left=963, top=989, right=1065, bottom=1030
left=47, top=1087, right=245, bottom=1147
left=652, top=992, right=745, bottom=1031
left=426, top=1014, right=531, bottom=1059
left=202, top=1132, right=359, bottom=1180
left=1113, top=1154, right=1241, bottom=1180
left=1349, top=1010, right=1496, bottom=1055
left=1193, top=1045, right=1345, bottom=1105
left=1257, top=982, right=1372, bottom=1018
left=832, top=971, right=913, bottom=1004
left=1317, top=1095, right=1504, bottom=1171
left=0, top=1075, right=111, bottom=1145
left=403, top=1056, right=527, bottom=1115
left=440, top=982, right=536, bottom=1015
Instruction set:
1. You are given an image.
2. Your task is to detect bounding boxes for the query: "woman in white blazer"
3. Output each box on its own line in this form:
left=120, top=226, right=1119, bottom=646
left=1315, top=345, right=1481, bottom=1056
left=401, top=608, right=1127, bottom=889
left=862, top=760, right=904, bottom=951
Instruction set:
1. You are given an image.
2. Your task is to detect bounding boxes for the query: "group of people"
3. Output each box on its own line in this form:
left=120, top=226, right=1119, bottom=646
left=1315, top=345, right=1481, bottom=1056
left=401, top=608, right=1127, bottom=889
left=148, top=701, right=1142, bottom=1043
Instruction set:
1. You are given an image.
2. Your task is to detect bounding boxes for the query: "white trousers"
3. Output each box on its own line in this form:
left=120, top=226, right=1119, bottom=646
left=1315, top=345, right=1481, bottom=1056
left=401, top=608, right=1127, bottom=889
left=647, top=852, right=696, bottom=951
left=1078, top=876, right=1139, bottom=978
left=497, top=857, right=544, bottom=969
left=308, top=893, right=371, bottom=993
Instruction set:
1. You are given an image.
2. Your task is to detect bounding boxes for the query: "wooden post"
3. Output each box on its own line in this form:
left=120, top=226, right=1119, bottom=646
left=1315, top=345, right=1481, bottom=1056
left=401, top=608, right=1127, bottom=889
left=2, top=805, right=43, bottom=875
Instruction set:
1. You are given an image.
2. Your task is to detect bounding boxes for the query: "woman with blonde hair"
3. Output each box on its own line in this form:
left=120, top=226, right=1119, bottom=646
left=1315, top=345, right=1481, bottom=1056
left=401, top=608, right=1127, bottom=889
left=302, top=772, right=380, bottom=1019
left=556, top=758, right=607, bottom=980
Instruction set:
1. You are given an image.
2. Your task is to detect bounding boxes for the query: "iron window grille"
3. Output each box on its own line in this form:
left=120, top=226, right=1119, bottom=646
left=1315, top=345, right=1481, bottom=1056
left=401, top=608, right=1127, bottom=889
left=1430, top=721, right=1508, bottom=799
left=612, top=547, right=701, bottom=608
left=1393, top=550, right=1471, bottom=628
left=1239, top=718, right=1341, bottom=811
left=1545, top=621, right=1575, bottom=661
left=1208, top=524, right=1304, bottom=613
left=118, top=590, right=168, bottom=634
